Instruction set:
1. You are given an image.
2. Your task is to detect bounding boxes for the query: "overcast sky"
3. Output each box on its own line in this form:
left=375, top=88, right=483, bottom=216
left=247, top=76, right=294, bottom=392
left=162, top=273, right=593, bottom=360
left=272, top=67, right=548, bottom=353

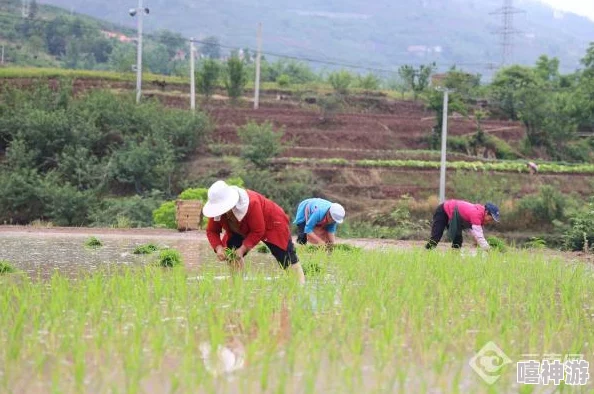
left=540, top=0, right=594, bottom=21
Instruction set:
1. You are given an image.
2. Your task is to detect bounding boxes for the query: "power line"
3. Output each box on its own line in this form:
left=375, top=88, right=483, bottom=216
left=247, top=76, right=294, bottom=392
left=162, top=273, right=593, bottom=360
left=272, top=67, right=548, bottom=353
left=0, top=11, right=585, bottom=78
left=0, top=12, right=500, bottom=74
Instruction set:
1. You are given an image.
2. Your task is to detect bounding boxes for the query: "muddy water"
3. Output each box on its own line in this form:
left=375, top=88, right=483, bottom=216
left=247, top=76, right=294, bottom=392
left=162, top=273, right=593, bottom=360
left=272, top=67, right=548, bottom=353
left=0, top=230, right=293, bottom=280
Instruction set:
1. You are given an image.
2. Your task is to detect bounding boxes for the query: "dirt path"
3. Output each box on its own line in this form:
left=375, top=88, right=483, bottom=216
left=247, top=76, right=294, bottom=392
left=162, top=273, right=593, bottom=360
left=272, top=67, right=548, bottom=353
left=0, top=225, right=419, bottom=250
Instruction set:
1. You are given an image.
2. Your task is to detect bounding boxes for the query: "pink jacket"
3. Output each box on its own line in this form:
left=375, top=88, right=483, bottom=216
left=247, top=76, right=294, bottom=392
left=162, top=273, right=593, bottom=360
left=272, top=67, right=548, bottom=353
left=443, top=199, right=490, bottom=249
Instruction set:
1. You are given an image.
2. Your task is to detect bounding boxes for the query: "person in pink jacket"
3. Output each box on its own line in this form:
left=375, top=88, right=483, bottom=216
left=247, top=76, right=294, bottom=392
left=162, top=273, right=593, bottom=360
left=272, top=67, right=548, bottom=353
left=425, top=199, right=500, bottom=250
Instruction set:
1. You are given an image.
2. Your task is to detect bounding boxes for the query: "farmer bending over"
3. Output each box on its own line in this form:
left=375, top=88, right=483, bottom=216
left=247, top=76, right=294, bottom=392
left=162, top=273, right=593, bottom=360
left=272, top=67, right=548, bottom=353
left=203, top=180, right=305, bottom=284
left=425, top=199, right=500, bottom=250
left=293, top=198, right=345, bottom=247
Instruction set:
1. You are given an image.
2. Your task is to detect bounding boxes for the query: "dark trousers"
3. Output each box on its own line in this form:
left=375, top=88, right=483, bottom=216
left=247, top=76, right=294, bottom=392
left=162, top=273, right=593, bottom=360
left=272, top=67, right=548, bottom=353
left=296, top=223, right=307, bottom=245
left=227, top=232, right=299, bottom=270
left=425, top=203, right=463, bottom=249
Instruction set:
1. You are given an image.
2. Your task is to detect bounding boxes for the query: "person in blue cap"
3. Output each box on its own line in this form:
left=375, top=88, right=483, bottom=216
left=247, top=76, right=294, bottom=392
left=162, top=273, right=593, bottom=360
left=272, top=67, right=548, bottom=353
left=293, top=198, right=346, bottom=247
left=425, top=199, right=500, bottom=250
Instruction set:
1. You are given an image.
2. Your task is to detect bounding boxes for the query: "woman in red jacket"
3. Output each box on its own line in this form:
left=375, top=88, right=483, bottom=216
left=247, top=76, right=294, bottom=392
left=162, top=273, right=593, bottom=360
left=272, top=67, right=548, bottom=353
left=202, top=180, right=305, bottom=284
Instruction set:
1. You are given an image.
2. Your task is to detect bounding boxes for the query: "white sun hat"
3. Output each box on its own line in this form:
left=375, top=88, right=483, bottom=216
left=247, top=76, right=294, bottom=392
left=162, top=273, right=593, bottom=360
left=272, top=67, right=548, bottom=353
left=329, top=203, right=345, bottom=224
left=202, top=180, right=240, bottom=218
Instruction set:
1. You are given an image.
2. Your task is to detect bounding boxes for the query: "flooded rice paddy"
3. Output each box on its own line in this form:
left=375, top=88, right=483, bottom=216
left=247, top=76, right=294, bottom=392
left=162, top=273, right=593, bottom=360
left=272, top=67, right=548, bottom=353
left=1, top=227, right=594, bottom=393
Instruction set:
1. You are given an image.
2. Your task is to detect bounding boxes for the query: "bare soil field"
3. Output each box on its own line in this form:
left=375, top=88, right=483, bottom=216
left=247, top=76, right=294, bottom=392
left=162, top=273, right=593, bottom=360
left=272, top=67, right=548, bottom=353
left=205, top=105, right=525, bottom=152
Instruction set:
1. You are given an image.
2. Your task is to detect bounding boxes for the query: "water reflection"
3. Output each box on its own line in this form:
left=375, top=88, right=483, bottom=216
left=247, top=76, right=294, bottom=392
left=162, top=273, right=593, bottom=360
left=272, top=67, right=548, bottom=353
left=0, top=232, right=290, bottom=280
left=0, top=233, right=209, bottom=279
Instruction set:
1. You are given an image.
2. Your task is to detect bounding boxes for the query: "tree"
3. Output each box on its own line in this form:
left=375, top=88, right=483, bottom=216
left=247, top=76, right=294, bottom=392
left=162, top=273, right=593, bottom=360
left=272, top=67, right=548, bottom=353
left=398, top=63, right=435, bottom=100
left=328, top=70, right=353, bottom=95
left=356, top=73, right=380, bottom=90
left=489, top=65, right=539, bottom=120
left=108, top=44, right=136, bottom=73
left=424, top=88, right=467, bottom=149
left=580, top=42, right=594, bottom=72
left=224, top=55, right=247, bottom=103
left=535, top=55, right=560, bottom=83
left=44, top=18, right=68, bottom=56
left=196, top=59, right=221, bottom=101
left=158, top=30, right=186, bottom=59
left=237, top=121, right=286, bottom=169
left=200, top=36, right=221, bottom=59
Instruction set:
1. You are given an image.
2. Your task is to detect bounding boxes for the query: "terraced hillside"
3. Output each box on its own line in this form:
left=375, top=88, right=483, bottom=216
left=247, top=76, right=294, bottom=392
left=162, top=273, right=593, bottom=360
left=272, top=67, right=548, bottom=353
left=2, top=74, right=592, bottom=219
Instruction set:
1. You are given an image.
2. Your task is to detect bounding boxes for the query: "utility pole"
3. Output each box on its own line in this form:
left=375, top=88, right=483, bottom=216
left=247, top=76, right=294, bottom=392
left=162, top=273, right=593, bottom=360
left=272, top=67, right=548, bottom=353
left=254, top=22, right=262, bottom=110
left=1, top=46, right=4, bottom=66
left=190, top=38, right=196, bottom=111
left=437, top=87, right=455, bottom=203
left=129, top=0, right=149, bottom=104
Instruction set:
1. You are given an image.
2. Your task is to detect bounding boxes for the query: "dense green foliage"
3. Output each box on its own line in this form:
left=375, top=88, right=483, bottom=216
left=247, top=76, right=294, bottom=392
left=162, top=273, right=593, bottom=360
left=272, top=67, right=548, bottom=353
left=237, top=121, right=286, bottom=169
left=0, top=1, right=190, bottom=76
left=0, top=80, right=210, bottom=226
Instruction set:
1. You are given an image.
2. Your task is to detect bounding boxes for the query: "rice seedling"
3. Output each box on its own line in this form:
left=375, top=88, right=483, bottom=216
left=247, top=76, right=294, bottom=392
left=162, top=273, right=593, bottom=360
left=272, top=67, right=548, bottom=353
left=487, top=236, right=507, bottom=253
left=328, top=243, right=362, bottom=252
left=84, top=236, right=103, bottom=249
left=256, top=244, right=270, bottom=254
left=0, top=260, right=16, bottom=274
left=1, top=245, right=593, bottom=393
left=224, top=248, right=240, bottom=263
left=155, top=248, right=183, bottom=267
left=133, top=243, right=159, bottom=255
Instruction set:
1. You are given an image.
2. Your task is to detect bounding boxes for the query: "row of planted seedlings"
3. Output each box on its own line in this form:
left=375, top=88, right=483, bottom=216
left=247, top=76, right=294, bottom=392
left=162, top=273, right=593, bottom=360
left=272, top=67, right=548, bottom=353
left=1, top=238, right=594, bottom=393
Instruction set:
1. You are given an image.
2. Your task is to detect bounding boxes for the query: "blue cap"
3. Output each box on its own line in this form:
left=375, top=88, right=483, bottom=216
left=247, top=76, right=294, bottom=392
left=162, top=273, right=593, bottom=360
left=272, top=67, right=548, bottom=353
left=485, top=202, right=500, bottom=222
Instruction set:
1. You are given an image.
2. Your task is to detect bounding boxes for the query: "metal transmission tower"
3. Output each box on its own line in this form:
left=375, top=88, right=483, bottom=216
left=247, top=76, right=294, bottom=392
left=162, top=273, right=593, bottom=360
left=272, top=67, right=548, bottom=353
left=21, top=0, right=30, bottom=18
left=490, top=0, right=525, bottom=67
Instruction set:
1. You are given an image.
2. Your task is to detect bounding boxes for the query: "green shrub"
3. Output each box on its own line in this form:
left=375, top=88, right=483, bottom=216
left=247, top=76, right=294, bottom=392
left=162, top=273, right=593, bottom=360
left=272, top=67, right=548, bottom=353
left=524, top=237, right=547, bottom=249
left=237, top=121, right=286, bottom=169
left=224, top=55, right=248, bottom=102
left=0, top=168, right=46, bottom=224
left=277, top=74, right=291, bottom=87
left=157, top=249, right=183, bottom=267
left=447, top=136, right=470, bottom=154
left=328, top=70, right=353, bottom=95
left=179, top=188, right=208, bottom=201
left=355, top=74, right=380, bottom=90
left=517, top=185, right=568, bottom=224
left=91, top=193, right=163, bottom=228
left=563, top=200, right=594, bottom=252
left=41, top=178, right=97, bottom=226
left=152, top=201, right=177, bottom=229
left=0, top=84, right=211, bottom=227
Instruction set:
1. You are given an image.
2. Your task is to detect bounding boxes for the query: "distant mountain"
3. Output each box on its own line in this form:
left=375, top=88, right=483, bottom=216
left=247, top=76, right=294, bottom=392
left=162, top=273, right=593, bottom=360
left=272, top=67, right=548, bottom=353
left=39, top=0, right=594, bottom=78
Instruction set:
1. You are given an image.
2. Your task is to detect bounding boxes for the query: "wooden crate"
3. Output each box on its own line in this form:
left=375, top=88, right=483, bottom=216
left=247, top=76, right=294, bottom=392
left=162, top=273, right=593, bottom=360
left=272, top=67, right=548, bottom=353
left=175, top=200, right=204, bottom=232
